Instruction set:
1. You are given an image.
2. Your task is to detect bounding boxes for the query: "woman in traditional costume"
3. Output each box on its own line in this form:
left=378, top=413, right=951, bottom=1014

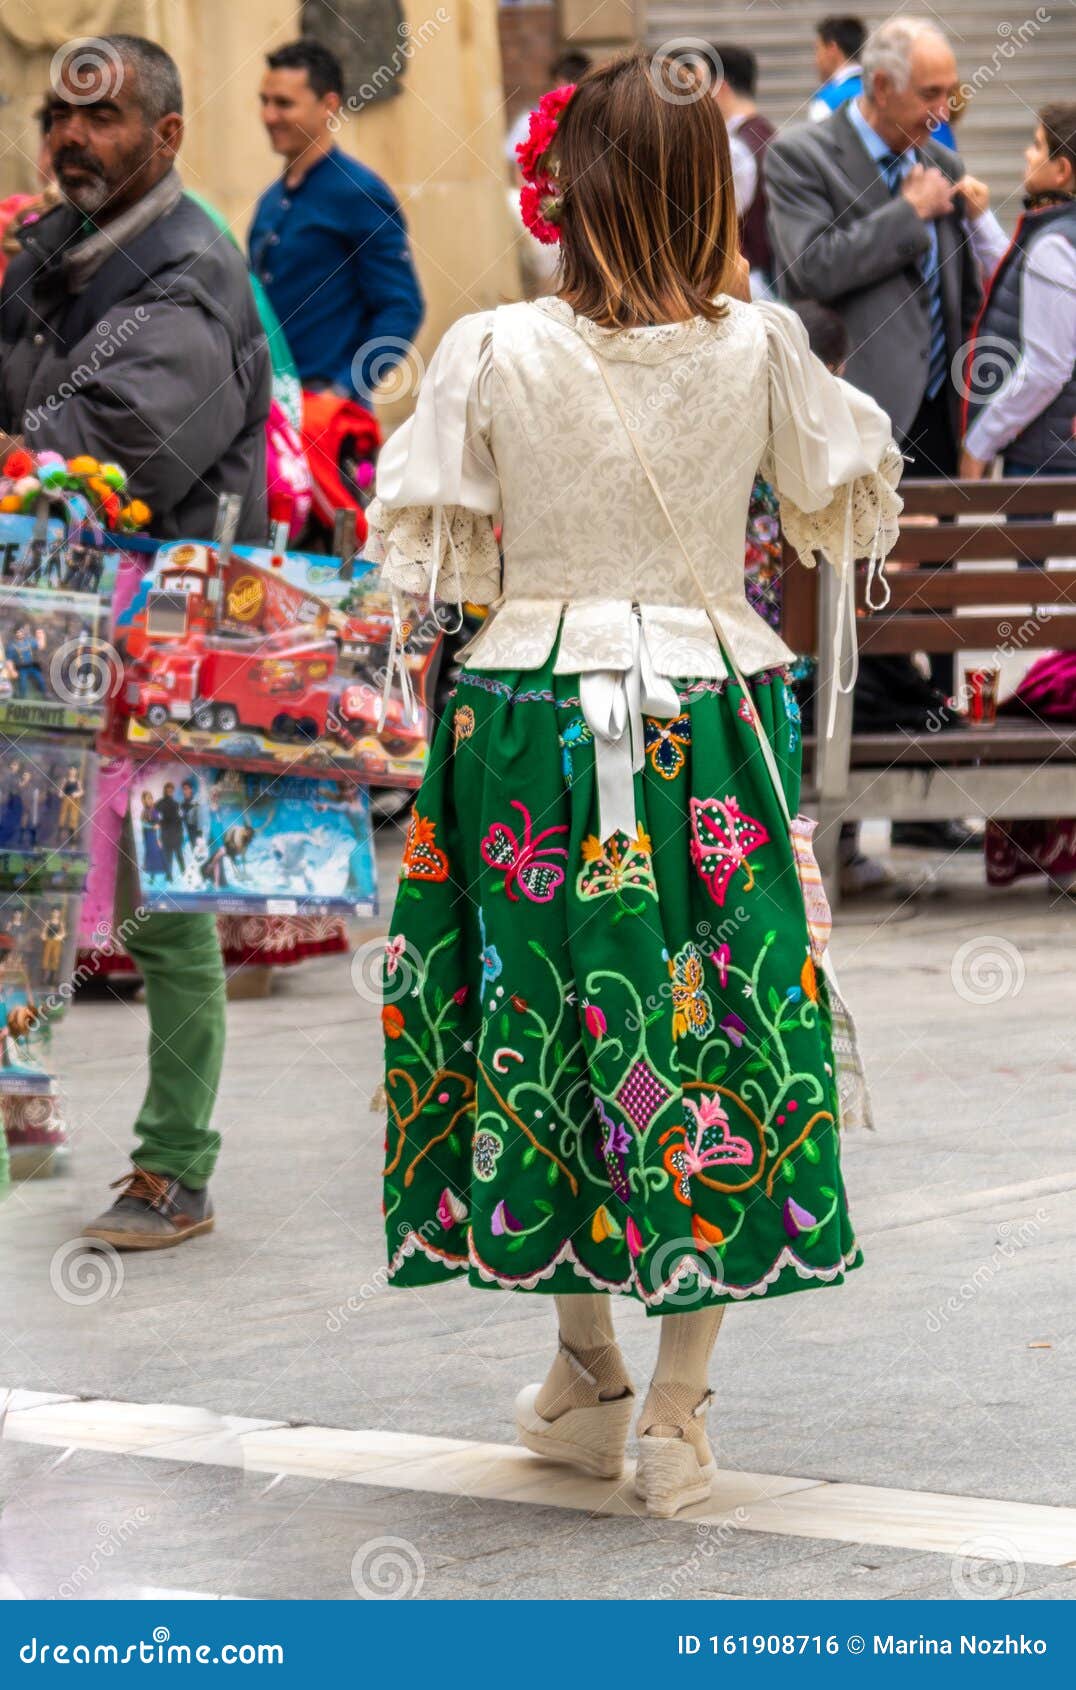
left=369, top=52, right=902, bottom=1517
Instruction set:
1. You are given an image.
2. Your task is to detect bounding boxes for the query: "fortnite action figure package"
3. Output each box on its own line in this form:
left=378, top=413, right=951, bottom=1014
left=129, top=761, right=377, bottom=917
left=112, top=542, right=440, bottom=787
left=0, top=735, right=95, bottom=892
left=0, top=584, right=111, bottom=734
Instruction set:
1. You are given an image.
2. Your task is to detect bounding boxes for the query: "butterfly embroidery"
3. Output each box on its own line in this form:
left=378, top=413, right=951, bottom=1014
left=577, top=825, right=659, bottom=902
left=661, top=1092, right=754, bottom=1204
left=689, top=796, right=769, bottom=905
left=559, top=716, right=593, bottom=786
left=668, top=941, right=714, bottom=1040
left=644, top=713, right=692, bottom=779
left=480, top=800, right=569, bottom=903
left=401, top=810, right=449, bottom=882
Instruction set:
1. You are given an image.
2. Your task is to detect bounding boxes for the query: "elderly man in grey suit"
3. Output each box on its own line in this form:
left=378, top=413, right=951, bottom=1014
left=766, top=14, right=982, bottom=854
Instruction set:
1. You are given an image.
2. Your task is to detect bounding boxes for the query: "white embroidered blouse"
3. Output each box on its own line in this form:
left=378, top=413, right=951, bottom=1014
left=366, top=294, right=903, bottom=686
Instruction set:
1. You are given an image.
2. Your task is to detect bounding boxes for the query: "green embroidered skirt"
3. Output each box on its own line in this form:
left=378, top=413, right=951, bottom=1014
left=381, top=651, right=862, bottom=1314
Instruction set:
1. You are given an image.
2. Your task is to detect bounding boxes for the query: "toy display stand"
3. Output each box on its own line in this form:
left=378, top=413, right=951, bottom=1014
left=0, top=458, right=152, bottom=1134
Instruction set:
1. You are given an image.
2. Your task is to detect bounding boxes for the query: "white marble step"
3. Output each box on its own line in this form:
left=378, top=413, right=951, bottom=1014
left=4, top=1386, right=1075, bottom=1566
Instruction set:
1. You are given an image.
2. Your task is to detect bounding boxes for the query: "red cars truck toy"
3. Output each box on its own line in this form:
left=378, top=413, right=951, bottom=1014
left=128, top=628, right=336, bottom=740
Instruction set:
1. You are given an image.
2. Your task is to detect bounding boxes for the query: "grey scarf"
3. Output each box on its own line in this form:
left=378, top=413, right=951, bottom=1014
left=63, top=168, right=184, bottom=293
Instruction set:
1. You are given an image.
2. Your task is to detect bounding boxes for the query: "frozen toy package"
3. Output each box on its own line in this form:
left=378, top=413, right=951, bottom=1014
left=129, top=760, right=376, bottom=917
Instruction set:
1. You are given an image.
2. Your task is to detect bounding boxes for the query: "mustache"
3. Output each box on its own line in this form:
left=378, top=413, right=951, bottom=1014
left=53, top=146, right=106, bottom=178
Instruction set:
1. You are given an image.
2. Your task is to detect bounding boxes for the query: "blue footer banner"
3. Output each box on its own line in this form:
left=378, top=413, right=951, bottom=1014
left=1, top=1602, right=1073, bottom=1684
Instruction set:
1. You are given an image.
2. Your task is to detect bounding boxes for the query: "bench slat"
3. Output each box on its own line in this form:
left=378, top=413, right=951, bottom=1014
left=857, top=612, right=1076, bottom=653
left=862, top=567, right=1076, bottom=608
left=898, top=479, right=1076, bottom=517
left=887, top=523, right=1076, bottom=563
left=804, top=725, right=1076, bottom=766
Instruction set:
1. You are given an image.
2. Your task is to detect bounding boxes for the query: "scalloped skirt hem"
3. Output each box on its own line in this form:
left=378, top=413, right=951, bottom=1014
left=385, top=1226, right=864, bottom=1314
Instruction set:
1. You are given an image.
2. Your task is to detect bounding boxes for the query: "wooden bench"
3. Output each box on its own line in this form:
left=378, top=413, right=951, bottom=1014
left=780, top=476, right=1076, bottom=903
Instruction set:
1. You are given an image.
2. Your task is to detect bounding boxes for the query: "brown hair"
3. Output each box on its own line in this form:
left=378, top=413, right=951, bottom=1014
left=1041, top=103, right=1076, bottom=188
left=551, top=50, right=739, bottom=329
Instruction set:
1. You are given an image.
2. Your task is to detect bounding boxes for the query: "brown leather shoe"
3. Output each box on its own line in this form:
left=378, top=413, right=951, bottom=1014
left=81, top=1166, right=214, bottom=1251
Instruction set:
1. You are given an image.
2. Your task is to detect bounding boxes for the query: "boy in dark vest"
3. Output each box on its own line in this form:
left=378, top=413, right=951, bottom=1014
left=960, top=103, right=1076, bottom=479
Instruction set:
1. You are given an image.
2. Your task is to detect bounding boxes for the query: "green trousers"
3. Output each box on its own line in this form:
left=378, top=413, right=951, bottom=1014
left=115, top=818, right=226, bottom=1189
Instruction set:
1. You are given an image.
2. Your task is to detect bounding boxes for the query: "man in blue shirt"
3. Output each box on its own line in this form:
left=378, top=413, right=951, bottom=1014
left=808, top=16, right=864, bottom=122
left=249, top=38, right=424, bottom=403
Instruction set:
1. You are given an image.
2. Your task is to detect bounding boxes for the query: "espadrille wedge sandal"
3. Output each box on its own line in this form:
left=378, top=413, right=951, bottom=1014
left=515, top=1338, right=635, bottom=1480
left=634, top=1384, right=717, bottom=1517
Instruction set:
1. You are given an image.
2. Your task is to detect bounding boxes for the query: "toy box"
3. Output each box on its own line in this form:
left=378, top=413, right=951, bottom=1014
left=129, top=761, right=377, bottom=916
left=0, top=584, right=111, bottom=734
left=0, top=891, right=79, bottom=1092
left=0, top=509, right=139, bottom=598
left=0, top=735, right=96, bottom=892
left=0, top=970, right=57, bottom=1095
left=111, top=542, right=439, bottom=786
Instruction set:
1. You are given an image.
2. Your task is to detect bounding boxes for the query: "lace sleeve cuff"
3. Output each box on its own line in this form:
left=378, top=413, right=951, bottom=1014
left=366, top=497, right=502, bottom=606
left=777, top=438, right=904, bottom=584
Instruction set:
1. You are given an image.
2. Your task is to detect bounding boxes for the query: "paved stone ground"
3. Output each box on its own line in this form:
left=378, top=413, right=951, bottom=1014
left=2, top=820, right=1075, bottom=1600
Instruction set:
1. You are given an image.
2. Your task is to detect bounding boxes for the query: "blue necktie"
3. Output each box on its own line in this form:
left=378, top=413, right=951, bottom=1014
left=879, top=151, right=947, bottom=399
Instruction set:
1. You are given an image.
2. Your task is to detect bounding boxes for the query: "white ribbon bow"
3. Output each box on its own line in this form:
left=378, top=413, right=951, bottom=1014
left=580, top=613, right=680, bottom=843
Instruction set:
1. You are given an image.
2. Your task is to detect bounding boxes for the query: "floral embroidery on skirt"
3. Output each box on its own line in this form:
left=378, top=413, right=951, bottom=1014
left=380, top=652, right=861, bottom=1313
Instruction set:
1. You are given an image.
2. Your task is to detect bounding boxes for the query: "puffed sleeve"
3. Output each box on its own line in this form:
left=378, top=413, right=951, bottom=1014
left=365, top=309, right=501, bottom=607
left=756, top=299, right=903, bottom=588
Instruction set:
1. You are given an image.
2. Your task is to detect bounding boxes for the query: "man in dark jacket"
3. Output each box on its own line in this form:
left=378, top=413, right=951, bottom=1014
left=0, top=35, right=270, bottom=1247
left=0, top=36, right=270, bottom=541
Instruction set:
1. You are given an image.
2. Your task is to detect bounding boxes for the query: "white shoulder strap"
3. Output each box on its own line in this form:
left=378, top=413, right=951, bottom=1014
left=580, top=334, right=795, bottom=832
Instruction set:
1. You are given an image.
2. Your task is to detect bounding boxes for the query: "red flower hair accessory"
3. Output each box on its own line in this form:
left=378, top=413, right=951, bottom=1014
left=516, top=83, right=576, bottom=245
